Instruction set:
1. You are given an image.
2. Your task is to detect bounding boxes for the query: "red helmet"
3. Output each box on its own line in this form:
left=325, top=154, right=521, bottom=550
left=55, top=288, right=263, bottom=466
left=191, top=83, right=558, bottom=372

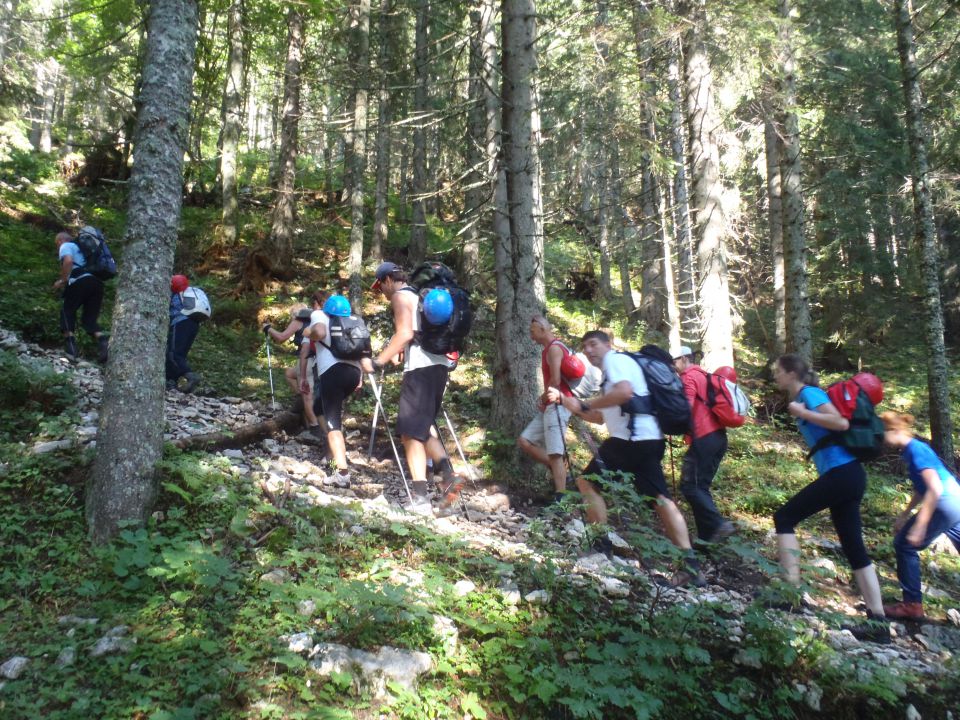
left=171, top=274, right=189, bottom=293
left=714, top=366, right=738, bottom=383
left=853, top=372, right=883, bottom=406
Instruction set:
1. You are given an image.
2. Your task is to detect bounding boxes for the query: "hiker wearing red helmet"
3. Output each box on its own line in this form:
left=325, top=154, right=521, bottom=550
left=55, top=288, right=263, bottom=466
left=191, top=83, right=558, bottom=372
left=672, top=346, right=735, bottom=543
left=166, top=274, right=205, bottom=393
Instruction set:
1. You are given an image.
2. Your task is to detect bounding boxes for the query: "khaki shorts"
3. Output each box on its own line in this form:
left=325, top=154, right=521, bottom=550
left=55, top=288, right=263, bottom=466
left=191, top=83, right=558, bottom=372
left=520, top=404, right=572, bottom=457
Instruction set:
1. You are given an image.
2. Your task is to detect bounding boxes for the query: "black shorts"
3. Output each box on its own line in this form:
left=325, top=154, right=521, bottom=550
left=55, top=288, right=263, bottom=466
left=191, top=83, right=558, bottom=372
left=583, top=437, right=669, bottom=499
left=314, top=363, right=361, bottom=431
left=396, top=364, right=448, bottom=442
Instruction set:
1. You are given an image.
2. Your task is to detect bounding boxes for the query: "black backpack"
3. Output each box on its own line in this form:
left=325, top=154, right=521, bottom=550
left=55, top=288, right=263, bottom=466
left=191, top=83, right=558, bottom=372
left=322, top=314, right=372, bottom=361
left=407, top=261, right=472, bottom=355
left=619, top=345, right=691, bottom=436
left=74, top=226, right=118, bottom=281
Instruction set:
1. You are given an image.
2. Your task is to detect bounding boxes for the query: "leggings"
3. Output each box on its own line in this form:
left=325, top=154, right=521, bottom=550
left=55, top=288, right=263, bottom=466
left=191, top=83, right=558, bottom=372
left=60, top=275, right=104, bottom=336
left=774, top=460, right=871, bottom=570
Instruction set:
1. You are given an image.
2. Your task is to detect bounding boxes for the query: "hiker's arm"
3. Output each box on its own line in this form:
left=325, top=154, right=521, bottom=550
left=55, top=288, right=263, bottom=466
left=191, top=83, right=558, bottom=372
left=544, top=344, right=564, bottom=390
left=787, top=399, right=849, bottom=431
left=54, top=255, right=73, bottom=288
left=894, top=491, right=923, bottom=532
left=267, top=319, right=301, bottom=343
left=557, top=379, right=633, bottom=424
left=374, top=294, right=414, bottom=368
left=298, top=339, right=312, bottom=394
left=907, top=469, right=943, bottom=545
left=309, top=321, right=327, bottom=343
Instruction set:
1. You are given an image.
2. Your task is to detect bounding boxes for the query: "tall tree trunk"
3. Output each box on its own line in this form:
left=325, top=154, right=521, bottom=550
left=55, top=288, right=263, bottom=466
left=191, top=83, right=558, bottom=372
left=682, top=0, right=733, bottom=370
left=86, top=0, right=199, bottom=544
left=219, top=0, right=245, bottom=249
left=348, top=0, right=371, bottom=307
left=267, top=8, right=304, bottom=276
left=666, top=21, right=696, bottom=339
left=763, top=112, right=786, bottom=355
left=777, top=0, right=812, bottom=361
left=493, top=0, right=544, bottom=440
left=611, top=142, right=638, bottom=321
left=371, top=0, right=395, bottom=262
left=30, top=58, right=58, bottom=153
left=895, top=0, right=954, bottom=462
left=408, top=0, right=430, bottom=265
left=323, top=90, right=336, bottom=208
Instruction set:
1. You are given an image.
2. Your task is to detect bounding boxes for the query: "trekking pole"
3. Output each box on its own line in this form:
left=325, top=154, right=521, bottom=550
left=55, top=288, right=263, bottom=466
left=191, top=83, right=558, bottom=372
left=264, top=336, right=277, bottom=410
left=367, top=367, right=386, bottom=459
left=441, top=407, right=482, bottom=484
left=367, top=372, right=413, bottom=503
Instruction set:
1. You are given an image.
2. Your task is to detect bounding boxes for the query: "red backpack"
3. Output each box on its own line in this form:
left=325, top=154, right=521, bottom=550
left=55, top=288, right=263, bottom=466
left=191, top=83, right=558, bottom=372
left=700, top=367, right=750, bottom=428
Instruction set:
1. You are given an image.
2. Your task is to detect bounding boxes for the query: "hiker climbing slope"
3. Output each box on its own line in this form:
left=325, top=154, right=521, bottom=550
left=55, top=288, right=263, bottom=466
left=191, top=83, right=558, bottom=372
left=879, top=411, right=960, bottom=620
left=673, top=346, right=736, bottom=543
left=772, top=353, right=889, bottom=642
left=166, top=275, right=210, bottom=393
left=548, top=330, right=705, bottom=586
left=363, top=262, right=461, bottom=515
left=53, top=229, right=110, bottom=364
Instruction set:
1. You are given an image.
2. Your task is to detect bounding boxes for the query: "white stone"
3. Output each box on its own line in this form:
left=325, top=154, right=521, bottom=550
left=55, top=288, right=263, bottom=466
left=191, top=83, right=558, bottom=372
left=260, top=568, right=290, bottom=584
left=33, top=439, right=73, bottom=454
left=599, top=577, right=630, bottom=597
left=90, top=635, right=135, bottom=657
left=309, top=643, right=433, bottom=698
left=453, top=580, right=476, bottom=597
left=947, top=608, right=960, bottom=627
left=58, top=615, right=99, bottom=626
left=564, top=519, right=586, bottom=539
left=432, top=615, right=459, bottom=656
left=223, top=449, right=244, bottom=459
left=285, top=632, right=314, bottom=654
left=55, top=647, right=76, bottom=668
left=0, top=656, right=28, bottom=679
left=525, top=590, right=551, bottom=604
left=906, top=704, right=922, bottom=720
left=297, top=600, right=317, bottom=617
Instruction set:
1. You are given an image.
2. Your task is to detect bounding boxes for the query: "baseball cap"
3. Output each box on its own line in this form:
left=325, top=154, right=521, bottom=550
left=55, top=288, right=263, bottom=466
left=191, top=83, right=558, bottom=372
left=372, top=261, right=399, bottom=290
left=671, top=345, right=693, bottom=360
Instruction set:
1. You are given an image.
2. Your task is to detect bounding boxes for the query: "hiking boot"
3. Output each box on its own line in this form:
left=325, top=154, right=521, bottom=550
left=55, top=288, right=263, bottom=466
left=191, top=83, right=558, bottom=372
left=843, top=611, right=891, bottom=644
left=64, top=337, right=79, bottom=363
left=669, top=568, right=708, bottom=588
left=308, top=424, right=324, bottom=440
left=181, top=372, right=200, bottom=394
left=408, top=494, right=434, bottom=517
left=96, top=334, right=109, bottom=364
left=165, top=379, right=177, bottom=392
left=436, top=478, right=464, bottom=513
left=590, top=535, right=615, bottom=557
left=331, top=470, right=352, bottom=489
left=705, top=521, right=736, bottom=543
left=883, top=601, right=924, bottom=620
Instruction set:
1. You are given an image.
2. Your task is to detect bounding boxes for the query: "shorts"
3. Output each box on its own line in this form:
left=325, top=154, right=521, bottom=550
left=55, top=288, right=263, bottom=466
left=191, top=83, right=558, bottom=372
left=396, top=364, right=449, bottom=442
left=582, top=437, right=669, bottom=499
left=520, top=404, right=572, bottom=456
left=314, top=362, right=361, bottom=431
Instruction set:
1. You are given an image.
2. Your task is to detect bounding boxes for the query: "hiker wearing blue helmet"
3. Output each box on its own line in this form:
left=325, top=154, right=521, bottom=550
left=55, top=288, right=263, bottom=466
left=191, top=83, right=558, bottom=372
left=308, top=293, right=364, bottom=487
left=53, top=230, right=109, bottom=364
left=363, top=262, right=460, bottom=515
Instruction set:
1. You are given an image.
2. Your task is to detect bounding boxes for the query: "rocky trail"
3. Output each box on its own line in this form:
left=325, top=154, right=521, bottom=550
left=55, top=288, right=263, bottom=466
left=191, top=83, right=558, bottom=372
left=2, top=326, right=959, bottom=711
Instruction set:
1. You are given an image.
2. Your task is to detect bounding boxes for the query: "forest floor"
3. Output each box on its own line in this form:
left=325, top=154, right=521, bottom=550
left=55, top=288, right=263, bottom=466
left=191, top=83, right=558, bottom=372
left=2, top=323, right=959, bottom=719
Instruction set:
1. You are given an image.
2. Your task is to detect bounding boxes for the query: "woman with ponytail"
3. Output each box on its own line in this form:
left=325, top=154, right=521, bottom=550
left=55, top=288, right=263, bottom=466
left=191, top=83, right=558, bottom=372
left=880, top=411, right=960, bottom=619
left=772, top=354, right=888, bottom=641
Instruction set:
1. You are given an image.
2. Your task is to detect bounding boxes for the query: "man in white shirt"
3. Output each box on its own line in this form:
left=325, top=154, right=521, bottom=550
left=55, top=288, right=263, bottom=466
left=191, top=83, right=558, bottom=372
left=548, top=330, right=704, bottom=586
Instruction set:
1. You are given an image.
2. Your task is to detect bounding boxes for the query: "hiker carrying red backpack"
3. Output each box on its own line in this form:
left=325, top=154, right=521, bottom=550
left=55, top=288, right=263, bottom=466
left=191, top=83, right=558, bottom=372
left=672, top=346, right=737, bottom=543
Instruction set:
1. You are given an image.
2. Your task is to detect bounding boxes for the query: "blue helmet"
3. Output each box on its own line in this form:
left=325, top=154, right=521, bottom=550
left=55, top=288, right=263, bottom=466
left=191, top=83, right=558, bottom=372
left=423, top=288, right=454, bottom=325
left=323, top=294, right=351, bottom=318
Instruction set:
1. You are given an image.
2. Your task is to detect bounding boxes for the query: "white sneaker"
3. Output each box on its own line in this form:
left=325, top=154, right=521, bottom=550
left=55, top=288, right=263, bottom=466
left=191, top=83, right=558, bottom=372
left=407, top=494, right=434, bottom=517
left=332, top=470, right=351, bottom=489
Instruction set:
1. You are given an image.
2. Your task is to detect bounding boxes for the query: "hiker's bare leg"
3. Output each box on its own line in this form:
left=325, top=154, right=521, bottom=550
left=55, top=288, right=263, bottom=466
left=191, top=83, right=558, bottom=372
left=577, top=476, right=607, bottom=524
left=656, top=497, right=693, bottom=551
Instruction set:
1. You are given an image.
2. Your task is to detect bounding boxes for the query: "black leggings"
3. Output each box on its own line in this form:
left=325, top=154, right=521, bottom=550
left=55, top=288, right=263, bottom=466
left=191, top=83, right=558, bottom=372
left=774, top=460, right=871, bottom=570
left=60, top=275, right=103, bottom=336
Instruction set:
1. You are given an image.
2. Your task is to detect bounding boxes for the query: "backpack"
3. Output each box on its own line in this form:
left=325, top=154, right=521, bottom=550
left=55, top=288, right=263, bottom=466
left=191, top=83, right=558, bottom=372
left=551, top=340, right=602, bottom=399
left=701, top=372, right=750, bottom=428
left=322, top=314, right=372, bottom=361
left=620, top=345, right=691, bottom=436
left=180, top=286, right=212, bottom=321
left=74, top=226, right=118, bottom=281
left=808, top=375, right=885, bottom=462
left=408, top=261, right=473, bottom=354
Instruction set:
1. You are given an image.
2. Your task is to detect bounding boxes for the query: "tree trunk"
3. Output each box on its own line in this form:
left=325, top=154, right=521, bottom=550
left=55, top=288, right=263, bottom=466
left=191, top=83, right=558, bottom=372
left=894, top=0, right=954, bottom=462
left=666, top=22, right=696, bottom=339
left=30, top=58, right=58, bottom=153
left=493, top=0, right=544, bottom=440
left=682, top=0, right=733, bottom=370
left=371, top=0, right=395, bottom=263
left=267, top=8, right=304, bottom=277
left=347, top=0, right=371, bottom=307
left=86, top=0, right=199, bottom=544
left=777, top=0, right=812, bottom=361
left=219, top=0, right=245, bottom=249
left=408, top=0, right=430, bottom=265
left=611, top=142, right=639, bottom=322
left=763, top=112, right=786, bottom=355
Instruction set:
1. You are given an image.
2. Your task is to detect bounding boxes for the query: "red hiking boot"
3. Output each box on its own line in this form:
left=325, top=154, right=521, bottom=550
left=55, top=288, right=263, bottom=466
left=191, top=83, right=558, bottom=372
left=883, top=601, right=925, bottom=620
left=435, top=478, right=465, bottom=515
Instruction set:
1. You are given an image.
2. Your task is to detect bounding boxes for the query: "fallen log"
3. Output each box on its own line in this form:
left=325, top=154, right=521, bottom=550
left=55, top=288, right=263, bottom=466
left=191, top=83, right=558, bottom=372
left=172, top=410, right=302, bottom=452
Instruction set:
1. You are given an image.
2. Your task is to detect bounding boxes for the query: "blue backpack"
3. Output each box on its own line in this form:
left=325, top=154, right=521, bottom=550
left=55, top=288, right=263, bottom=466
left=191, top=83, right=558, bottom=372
left=74, top=226, right=118, bottom=281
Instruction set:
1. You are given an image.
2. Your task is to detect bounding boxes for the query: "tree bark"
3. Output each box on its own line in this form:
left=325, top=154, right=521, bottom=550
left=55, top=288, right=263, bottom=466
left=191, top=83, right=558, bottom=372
left=86, top=0, right=199, bottom=544
left=763, top=112, right=786, bottom=355
left=777, top=0, right=812, bottom=361
left=267, top=8, right=304, bottom=277
left=492, top=0, right=544, bottom=440
left=348, top=0, right=372, bottom=307
left=371, top=0, right=395, bottom=263
left=682, top=0, right=733, bottom=370
left=219, top=0, right=245, bottom=249
left=894, top=0, right=954, bottom=462
left=408, top=0, right=430, bottom=265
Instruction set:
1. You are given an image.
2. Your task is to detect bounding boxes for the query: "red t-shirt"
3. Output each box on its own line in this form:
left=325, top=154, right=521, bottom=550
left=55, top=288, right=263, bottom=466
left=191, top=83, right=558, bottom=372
left=680, top=365, right=723, bottom=440
left=543, top=340, right=574, bottom=398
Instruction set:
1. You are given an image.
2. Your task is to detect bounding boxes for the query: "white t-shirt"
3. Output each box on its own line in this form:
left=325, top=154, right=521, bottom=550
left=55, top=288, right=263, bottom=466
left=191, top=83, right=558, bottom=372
left=599, top=351, right=662, bottom=441
left=59, top=242, right=91, bottom=284
left=310, top=310, right=361, bottom=375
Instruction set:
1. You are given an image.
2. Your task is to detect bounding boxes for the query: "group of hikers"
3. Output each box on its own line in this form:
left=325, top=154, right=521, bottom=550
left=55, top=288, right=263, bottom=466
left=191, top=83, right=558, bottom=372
left=54, top=229, right=960, bottom=643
